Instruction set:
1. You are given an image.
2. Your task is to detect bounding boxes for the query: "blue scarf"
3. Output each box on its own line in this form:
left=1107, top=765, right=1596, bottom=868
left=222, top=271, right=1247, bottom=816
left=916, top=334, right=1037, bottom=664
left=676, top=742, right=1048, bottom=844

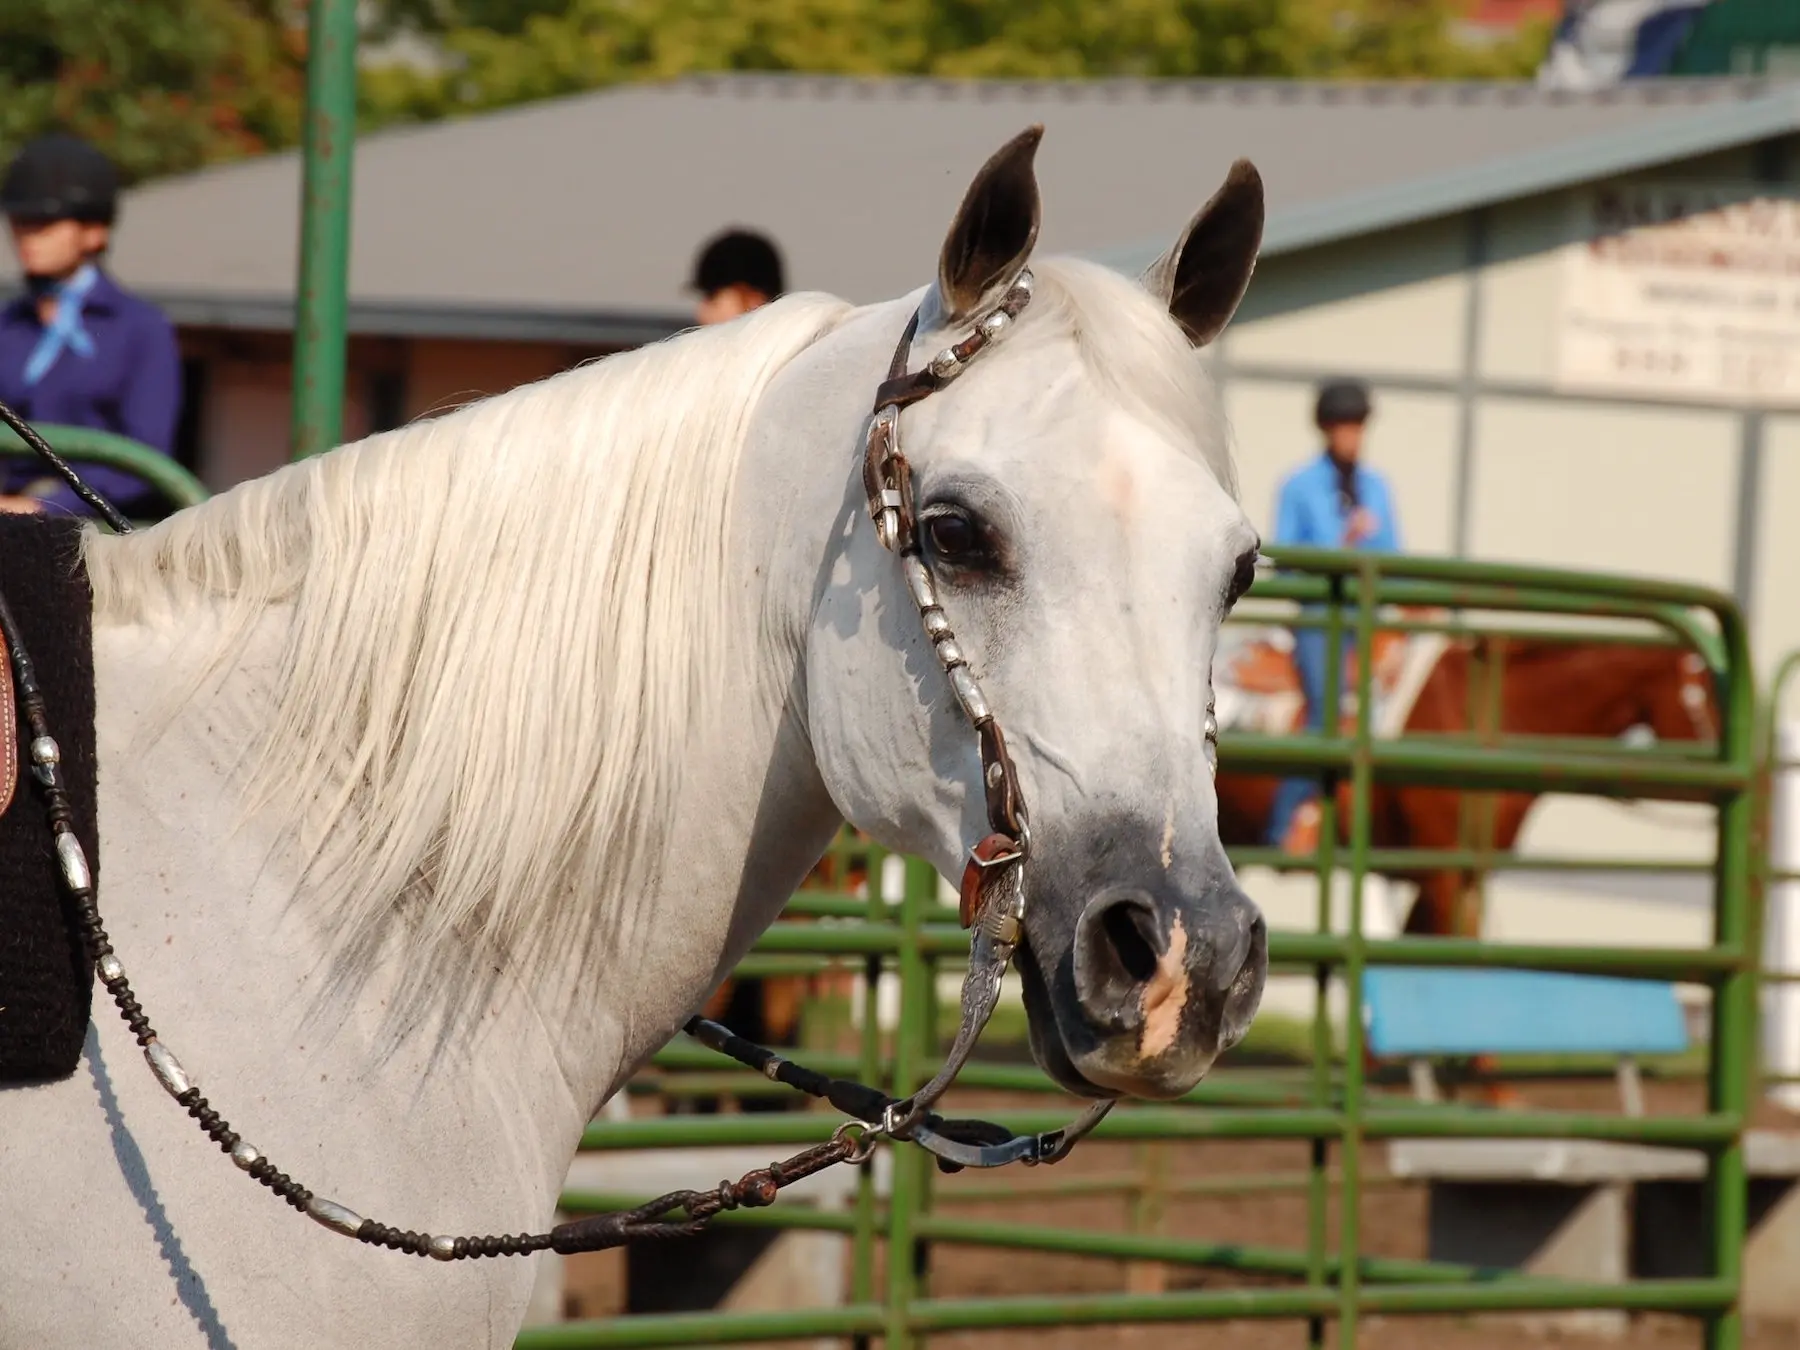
left=22, top=263, right=99, bottom=387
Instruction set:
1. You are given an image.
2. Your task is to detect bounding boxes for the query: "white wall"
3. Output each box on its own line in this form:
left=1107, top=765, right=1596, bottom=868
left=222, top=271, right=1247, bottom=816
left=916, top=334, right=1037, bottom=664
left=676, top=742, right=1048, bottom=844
left=1464, top=396, right=1738, bottom=588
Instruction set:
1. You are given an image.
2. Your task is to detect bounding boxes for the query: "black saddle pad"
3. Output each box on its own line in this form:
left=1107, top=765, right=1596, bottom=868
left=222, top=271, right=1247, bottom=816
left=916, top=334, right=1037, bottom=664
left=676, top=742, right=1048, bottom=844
left=0, top=515, right=98, bottom=1085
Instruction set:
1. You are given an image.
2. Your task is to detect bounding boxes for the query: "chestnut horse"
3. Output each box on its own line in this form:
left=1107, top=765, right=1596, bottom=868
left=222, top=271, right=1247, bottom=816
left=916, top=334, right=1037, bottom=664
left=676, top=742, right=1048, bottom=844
left=1215, top=634, right=1721, bottom=938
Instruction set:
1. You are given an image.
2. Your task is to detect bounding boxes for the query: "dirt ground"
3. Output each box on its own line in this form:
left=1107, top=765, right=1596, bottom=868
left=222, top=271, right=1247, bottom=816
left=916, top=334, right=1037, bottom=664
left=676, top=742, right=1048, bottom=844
left=567, top=1074, right=1800, bottom=1349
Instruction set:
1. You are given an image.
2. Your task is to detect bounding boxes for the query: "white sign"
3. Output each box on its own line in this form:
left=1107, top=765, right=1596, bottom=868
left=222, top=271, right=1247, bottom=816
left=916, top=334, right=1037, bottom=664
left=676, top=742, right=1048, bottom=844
left=1555, top=184, right=1800, bottom=407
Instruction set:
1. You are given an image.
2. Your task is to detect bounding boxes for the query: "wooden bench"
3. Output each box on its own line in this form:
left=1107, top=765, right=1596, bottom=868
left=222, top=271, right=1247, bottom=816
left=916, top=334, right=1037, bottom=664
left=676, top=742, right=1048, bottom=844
left=1368, top=967, right=1800, bottom=1333
left=1363, top=966, right=1690, bottom=1111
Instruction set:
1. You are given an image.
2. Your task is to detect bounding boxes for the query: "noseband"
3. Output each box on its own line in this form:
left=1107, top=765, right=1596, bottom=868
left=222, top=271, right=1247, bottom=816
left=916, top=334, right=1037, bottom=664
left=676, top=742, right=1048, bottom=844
left=0, top=279, right=1116, bottom=1266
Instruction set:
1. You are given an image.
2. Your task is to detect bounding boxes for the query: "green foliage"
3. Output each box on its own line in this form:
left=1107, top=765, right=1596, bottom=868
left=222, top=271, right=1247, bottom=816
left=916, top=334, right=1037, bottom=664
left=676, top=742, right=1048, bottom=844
left=0, top=0, right=304, bottom=184
left=361, top=0, right=1555, bottom=129
left=0, top=0, right=1555, bottom=183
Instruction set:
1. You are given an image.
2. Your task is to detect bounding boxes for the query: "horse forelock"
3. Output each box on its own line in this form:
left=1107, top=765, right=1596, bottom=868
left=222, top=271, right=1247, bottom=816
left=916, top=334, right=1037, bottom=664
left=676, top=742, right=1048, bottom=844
left=79, top=292, right=856, bottom=974
left=1022, top=258, right=1238, bottom=500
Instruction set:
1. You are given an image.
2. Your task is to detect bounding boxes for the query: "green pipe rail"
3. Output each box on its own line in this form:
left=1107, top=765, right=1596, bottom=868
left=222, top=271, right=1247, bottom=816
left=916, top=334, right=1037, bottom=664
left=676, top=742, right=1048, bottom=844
left=290, top=0, right=359, bottom=459
left=0, top=424, right=210, bottom=515
left=520, top=547, right=1761, bottom=1350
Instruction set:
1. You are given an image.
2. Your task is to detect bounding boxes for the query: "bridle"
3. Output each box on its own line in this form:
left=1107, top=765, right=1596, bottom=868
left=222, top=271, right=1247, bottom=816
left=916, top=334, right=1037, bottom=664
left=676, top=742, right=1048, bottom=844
left=0, top=272, right=1123, bottom=1263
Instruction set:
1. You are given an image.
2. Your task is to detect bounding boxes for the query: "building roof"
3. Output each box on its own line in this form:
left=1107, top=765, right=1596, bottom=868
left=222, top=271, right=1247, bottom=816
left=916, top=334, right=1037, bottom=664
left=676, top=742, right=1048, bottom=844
left=15, top=74, right=1798, bottom=343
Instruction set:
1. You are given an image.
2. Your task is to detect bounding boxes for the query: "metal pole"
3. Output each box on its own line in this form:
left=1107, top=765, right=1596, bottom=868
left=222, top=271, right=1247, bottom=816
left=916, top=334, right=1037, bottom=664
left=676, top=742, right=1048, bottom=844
left=290, top=0, right=360, bottom=460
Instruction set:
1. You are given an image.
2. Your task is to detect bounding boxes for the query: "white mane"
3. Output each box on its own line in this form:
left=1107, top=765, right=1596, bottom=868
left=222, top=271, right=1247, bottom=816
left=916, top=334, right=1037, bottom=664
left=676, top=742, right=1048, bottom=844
left=83, top=293, right=855, bottom=969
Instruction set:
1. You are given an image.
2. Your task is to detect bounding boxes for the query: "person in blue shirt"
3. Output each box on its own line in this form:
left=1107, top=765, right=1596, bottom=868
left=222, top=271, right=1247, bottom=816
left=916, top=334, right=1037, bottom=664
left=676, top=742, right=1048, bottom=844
left=0, top=134, right=182, bottom=519
left=1266, top=379, right=1402, bottom=854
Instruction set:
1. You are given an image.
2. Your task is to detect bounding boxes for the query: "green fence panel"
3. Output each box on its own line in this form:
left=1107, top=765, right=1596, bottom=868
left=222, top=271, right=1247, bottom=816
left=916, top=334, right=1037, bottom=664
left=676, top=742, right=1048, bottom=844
left=523, top=548, right=1760, bottom=1350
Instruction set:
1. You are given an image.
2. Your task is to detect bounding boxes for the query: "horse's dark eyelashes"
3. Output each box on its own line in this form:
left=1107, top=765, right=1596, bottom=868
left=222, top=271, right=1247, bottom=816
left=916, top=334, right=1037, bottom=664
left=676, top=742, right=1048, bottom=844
left=1224, top=547, right=1258, bottom=610
left=919, top=501, right=999, bottom=572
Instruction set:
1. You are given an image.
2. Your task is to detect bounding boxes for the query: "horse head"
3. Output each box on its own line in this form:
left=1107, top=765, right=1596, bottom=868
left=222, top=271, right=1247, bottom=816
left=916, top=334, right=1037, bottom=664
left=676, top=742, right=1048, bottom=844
left=1637, top=646, right=1722, bottom=746
left=805, top=130, right=1268, bottom=1101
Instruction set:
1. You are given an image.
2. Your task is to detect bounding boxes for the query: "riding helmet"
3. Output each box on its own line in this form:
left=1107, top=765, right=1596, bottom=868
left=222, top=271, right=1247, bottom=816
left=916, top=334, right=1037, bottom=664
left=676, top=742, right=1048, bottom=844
left=690, top=228, right=785, bottom=299
left=1314, top=378, right=1372, bottom=427
left=0, top=134, right=119, bottom=225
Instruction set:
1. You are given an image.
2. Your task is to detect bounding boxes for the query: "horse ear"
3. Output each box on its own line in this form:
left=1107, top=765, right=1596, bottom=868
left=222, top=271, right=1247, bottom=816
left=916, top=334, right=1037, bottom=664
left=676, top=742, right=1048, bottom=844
left=1142, top=159, right=1265, bottom=348
left=936, top=125, right=1044, bottom=323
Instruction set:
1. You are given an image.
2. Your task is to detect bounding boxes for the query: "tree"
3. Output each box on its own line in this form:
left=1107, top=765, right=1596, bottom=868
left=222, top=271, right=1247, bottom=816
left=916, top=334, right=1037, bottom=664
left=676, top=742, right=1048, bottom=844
left=0, top=0, right=305, bottom=185
left=357, top=0, right=1553, bottom=130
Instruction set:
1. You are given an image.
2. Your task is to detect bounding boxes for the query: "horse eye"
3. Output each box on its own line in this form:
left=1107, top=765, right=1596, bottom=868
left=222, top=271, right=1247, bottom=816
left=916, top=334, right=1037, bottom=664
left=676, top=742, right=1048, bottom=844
left=923, top=509, right=985, bottom=565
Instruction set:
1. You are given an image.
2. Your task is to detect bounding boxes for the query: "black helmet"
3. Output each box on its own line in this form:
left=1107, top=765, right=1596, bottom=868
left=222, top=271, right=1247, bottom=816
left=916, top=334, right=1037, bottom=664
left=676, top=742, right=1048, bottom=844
left=1, top=134, right=119, bottom=225
left=690, top=228, right=784, bottom=299
left=1314, top=378, right=1372, bottom=427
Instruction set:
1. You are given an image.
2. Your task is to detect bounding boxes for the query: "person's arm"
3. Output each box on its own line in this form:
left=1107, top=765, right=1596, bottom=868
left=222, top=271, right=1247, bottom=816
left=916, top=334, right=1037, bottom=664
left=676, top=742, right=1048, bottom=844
left=35, top=310, right=182, bottom=517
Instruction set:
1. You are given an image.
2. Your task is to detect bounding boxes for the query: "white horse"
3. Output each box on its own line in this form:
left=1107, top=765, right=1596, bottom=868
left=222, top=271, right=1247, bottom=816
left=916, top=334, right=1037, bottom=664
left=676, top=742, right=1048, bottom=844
left=0, top=129, right=1267, bottom=1348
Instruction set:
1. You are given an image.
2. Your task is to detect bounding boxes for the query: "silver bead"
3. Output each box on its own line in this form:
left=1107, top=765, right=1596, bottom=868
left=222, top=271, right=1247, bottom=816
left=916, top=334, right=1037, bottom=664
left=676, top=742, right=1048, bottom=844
left=306, top=1196, right=365, bottom=1238
left=97, top=953, right=123, bottom=983
left=934, top=637, right=964, bottom=668
left=231, top=1141, right=260, bottom=1170
left=979, top=310, right=1011, bottom=341
left=144, top=1039, right=194, bottom=1099
left=929, top=348, right=962, bottom=379
left=55, top=832, right=91, bottom=892
left=902, top=555, right=937, bottom=611
left=29, top=735, right=59, bottom=766
left=1012, top=270, right=1035, bottom=300
left=921, top=607, right=951, bottom=640
left=430, top=1234, right=458, bottom=1261
left=949, top=666, right=991, bottom=723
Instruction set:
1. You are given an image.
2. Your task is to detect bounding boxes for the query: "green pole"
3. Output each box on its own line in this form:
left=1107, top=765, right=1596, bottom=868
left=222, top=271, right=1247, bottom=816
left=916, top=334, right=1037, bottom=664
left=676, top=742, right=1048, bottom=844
left=290, top=0, right=360, bottom=460
left=885, top=856, right=936, bottom=1350
left=1335, top=559, right=1379, bottom=1347
left=1705, top=601, right=1758, bottom=1350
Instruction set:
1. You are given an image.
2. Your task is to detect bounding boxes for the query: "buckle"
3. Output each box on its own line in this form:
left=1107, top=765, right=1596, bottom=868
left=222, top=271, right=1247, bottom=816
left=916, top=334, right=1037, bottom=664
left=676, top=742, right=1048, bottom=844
left=958, top=831, right=1025, bottom=928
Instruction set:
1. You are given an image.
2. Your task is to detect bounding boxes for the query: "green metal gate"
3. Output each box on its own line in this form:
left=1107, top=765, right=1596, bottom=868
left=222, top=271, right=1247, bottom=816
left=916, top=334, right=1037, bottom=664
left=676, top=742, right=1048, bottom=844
left=519, top=546, right=1761, bottom=1350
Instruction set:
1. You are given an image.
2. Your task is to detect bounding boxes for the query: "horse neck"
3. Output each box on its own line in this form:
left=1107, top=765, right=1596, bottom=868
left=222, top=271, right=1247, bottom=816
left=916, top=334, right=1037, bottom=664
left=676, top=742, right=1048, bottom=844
left=78, top=375, right=860, bottom=1204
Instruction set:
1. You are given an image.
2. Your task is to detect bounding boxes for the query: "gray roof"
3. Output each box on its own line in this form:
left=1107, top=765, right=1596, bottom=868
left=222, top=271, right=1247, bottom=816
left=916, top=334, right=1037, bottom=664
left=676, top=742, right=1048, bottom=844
left=18, top=74, right=1798, bottom=343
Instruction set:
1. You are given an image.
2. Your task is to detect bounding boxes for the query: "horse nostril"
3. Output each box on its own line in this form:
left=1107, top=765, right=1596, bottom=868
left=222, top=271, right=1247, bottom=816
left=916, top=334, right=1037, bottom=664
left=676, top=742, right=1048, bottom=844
left=1073, top=890, right=1167, bottom=1029
left=1100, top=901, right=1159, bottom=985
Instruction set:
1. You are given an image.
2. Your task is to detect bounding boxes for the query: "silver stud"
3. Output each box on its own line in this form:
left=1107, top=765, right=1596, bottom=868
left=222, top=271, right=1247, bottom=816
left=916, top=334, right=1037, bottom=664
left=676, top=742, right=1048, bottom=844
left=29, top=735, right=59, bottom=766
left=979, top=310, right=1011, bottom=341
left=929, top=348, right=961, bottom=379
left=986, top=762, right=1005, bottom=788
left=98, top=953, right=123, bottom=983
left=306, top=1196, right=365, bottom=1238
left=949, top=666, right=991, bottom=723
left=144, top=1039, right=194, bottom=1099
left=430, top=1235, right=458, bottom=1261
left=934, top=637, right=964, bottom=668
left=921, top=608, right=951, bottom=640
left=902, top=555, right=937, bottom=611
left=55, top=832, right=91, bottom=892
left=231, top=1141, right=260, bottom=1170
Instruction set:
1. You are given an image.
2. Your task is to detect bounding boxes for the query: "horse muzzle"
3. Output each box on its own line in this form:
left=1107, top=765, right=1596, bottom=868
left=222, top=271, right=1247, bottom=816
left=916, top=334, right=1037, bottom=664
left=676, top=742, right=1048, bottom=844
left=1017, top=859, right=1267, bottom=1101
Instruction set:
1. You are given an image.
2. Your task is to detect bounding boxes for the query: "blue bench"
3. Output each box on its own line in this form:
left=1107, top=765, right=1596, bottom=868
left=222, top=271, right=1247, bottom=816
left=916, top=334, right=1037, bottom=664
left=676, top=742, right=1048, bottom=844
left=1362, top=967, right=1690, bottom=1109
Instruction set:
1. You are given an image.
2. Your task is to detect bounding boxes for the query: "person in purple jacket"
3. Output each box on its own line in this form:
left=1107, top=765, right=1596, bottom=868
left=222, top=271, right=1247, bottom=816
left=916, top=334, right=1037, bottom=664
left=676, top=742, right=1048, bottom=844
left=0, top=133, right=181, bottom=519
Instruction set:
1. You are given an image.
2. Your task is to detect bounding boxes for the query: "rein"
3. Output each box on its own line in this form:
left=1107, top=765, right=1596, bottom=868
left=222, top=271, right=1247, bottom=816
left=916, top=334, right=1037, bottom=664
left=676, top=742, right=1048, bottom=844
left=0, top=277, right=1110, bottom=1263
